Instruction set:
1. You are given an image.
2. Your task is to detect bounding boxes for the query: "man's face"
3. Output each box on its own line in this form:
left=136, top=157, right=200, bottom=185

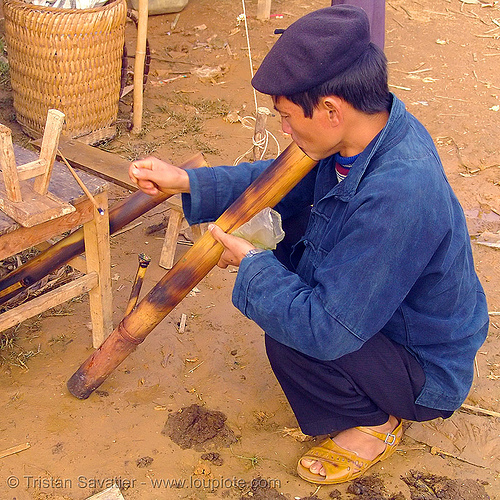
left=274, top=96, right=340, bottom=160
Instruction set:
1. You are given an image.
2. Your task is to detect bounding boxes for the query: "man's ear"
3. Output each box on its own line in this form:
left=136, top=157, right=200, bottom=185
left=321, top=96, right=342, bottom=126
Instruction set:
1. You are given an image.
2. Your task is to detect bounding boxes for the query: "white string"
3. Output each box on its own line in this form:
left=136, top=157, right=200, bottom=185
left=233, top=0, right=281, bottom=165
left=241, top=0, right=259, bottom=115
left=234, top=115, right=281, bottom=165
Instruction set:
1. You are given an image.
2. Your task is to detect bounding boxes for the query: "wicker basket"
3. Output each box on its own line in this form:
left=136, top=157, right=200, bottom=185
left=3, top=0, right=127, bottom=144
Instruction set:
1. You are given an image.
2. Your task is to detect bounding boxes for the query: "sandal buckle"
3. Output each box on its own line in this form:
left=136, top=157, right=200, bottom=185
left=384, top=432, right=396, bottom=446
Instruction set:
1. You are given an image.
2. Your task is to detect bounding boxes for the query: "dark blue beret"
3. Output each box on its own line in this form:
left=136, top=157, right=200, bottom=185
left=252, top=5, right=370, bottom=96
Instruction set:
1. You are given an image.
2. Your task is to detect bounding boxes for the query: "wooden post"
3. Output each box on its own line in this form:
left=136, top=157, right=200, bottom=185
left=257, top=0, right=271, bottom=20
left=253, top=107, right=270, bottom=161
left=0, top=124, right=22, bottom=202
left=131, top=0, right=148, bottom=134
left=159, top=206, right=184, bottom=270
left=33, top=109, right=65, bottom=195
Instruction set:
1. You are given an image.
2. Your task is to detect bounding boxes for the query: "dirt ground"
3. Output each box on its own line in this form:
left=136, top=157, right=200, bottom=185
left=1, top=0, right=500, bottom=499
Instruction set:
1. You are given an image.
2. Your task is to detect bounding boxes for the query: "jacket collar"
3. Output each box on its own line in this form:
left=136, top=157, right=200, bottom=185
left=324, top=94, right=409, bottom=202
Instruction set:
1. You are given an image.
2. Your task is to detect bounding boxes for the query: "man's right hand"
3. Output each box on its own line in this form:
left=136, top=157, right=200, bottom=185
left=129, top=156, right=190, bottom=197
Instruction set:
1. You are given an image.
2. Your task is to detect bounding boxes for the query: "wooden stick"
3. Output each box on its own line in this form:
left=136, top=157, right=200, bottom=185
left=131, top=0, right=148, bottom=134
left=0, top=442, right=31, bottom=459
left=253, top=107, right=269, bottom=161
left=178, top=313, right=187, bottom=333
left=460, top=403, right=500, bottom=419
left=57, top=150, right=105, bottom=215
left=430, top=446, right=486, bottom=468
left=67, top=142, right=317, bottom=399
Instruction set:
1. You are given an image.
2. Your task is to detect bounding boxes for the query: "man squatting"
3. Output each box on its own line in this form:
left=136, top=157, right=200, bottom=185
left=129, top=5, right=489, bottom=485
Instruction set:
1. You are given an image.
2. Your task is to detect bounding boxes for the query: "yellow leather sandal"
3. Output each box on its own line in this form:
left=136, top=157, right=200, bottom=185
left=296, top=420, right=403, bottom=485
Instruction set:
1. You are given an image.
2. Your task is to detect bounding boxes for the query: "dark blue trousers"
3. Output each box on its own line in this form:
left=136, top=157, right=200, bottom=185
left=266, top=333, right=453, bottom=436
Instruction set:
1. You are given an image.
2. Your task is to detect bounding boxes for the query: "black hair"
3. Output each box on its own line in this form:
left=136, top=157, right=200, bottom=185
left=275, top=43, right=391, bottom=118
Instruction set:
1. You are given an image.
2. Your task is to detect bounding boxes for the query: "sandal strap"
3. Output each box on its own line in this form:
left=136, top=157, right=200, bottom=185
left=302, top=438, right=368, bottom=468
left=355, top=420, right=402, bottom=446
left=300, top=438, right=373, bottom=473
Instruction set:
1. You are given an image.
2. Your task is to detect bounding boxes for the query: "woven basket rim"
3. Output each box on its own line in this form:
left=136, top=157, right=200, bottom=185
left=3, top=0, right=125, bottom=15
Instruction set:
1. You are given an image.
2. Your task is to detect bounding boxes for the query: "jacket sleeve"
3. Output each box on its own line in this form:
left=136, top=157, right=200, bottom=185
left=182, top=158, right=318, bottom=224
left=181, top=160, right=273, bottom=224
left=233, top=251, right=365, bottom=360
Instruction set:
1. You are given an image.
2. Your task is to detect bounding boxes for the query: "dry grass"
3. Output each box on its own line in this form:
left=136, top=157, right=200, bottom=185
left=98, top=95, right=229, bottom=159
left=0, top=323, right=42, bottom=370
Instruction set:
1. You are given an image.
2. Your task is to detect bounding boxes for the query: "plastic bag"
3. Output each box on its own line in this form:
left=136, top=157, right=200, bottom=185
left=232, top=207, right=285, bottom=250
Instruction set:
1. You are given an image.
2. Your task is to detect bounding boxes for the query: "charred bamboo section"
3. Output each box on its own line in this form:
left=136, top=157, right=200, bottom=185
left=0, top=153, right=206, bottom=306
left=124, top=252, right=151, bottom=316
left=67, top=142, right=317, bottom=399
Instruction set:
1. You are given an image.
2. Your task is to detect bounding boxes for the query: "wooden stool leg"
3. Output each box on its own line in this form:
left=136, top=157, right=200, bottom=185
left=159, top=208, right=183, bottom=270
left=190, top=222, right=208, bottom=242
left=83, top=190, right=113, bottom=347
left=33, top=109, right=65, bottom=195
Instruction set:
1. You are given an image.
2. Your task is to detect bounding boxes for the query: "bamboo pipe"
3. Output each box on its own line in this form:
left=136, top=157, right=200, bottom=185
left=67, top=142, right=317, bottom=399
left=0, top=153, right=206, bottom=306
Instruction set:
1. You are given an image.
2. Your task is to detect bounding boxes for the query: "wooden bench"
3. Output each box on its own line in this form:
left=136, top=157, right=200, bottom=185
left=0, top=145, right=112, bottom=348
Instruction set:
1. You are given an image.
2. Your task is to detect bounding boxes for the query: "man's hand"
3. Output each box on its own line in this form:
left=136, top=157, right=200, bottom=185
left=209, top=224, right=256, bottom=268
left=129, top=156, right=190, bottom=197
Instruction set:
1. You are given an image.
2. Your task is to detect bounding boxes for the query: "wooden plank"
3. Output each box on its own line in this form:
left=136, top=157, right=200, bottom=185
left=85, top=485, right=125, bottom=500
left=159, top=208, right=183, bottom=270
left=67, top=255, right=88, bottom=274
left=33, top=109, right=65, bottom=195
left=17, top=159, right=46, bottom=181
left=0, top=272, right=98, bottom=332
left=0, top=124, right=22, bottom=202
left=83, top=190, right=113, bottom=347
left=0, top=182, right=75, bottom=228
left=0, top=198, right=94, bottom=260
left=33, top=137, right=136, bottom=191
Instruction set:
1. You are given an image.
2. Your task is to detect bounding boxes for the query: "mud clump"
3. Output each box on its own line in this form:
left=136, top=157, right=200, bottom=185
left=402, top=470, right=490, bottom=500
left=162, top=404, right=237, bottom=451
left=201, top=451, right=224, bottom=466
left=136, top=456, right=153, bottom=468
left=347, top=475, right=405, bottom=500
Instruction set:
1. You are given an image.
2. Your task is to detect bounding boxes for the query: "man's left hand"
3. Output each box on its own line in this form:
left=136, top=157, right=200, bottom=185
left=209, top=224, right=255, bottom=268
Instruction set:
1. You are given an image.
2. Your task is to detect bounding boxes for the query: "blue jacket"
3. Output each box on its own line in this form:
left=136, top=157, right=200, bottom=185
left=182, top=94, right=489, bottom=411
